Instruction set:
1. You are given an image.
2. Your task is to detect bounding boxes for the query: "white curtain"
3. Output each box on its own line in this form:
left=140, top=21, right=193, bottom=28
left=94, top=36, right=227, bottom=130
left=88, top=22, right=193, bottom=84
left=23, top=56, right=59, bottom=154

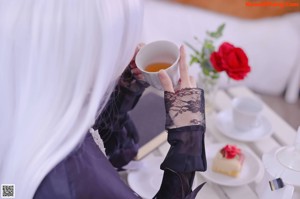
left=0, top=0, right=143, bottom=198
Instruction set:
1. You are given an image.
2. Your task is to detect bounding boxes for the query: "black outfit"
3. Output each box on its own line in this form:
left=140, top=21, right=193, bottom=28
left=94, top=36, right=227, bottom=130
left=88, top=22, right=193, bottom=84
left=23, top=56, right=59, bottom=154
left=34, top=66, right=207, bottom=199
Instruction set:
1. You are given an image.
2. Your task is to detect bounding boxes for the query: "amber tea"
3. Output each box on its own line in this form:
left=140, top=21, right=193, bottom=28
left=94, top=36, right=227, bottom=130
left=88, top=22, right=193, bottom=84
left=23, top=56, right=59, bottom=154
left=145, top=63, right=172, bottom=72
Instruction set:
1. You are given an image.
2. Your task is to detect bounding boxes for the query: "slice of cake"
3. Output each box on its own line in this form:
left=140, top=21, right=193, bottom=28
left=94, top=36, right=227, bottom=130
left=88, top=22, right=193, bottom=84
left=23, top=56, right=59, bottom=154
left=212, top=145, right=244, bottom=177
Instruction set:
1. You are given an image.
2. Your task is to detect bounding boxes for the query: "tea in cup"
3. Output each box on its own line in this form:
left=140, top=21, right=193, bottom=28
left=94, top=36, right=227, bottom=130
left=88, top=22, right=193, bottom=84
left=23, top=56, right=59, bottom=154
left=144, top=63, right=172, bottom=72
left=232, top=97, right=263, bottom=131
left=135, top=40, right=180, bottom=90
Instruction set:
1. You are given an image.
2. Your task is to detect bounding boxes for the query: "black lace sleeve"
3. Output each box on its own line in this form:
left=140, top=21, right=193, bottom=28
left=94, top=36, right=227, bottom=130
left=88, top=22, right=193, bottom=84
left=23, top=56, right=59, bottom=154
left=93, top=66, right=149, bottom=169
left=164, top=88, right=205, bottom=129
left=154, top=88, right=207, bottom=199
left=162, top=88, right=207, bottom=172
left=161, top=125, right=207, bottom=172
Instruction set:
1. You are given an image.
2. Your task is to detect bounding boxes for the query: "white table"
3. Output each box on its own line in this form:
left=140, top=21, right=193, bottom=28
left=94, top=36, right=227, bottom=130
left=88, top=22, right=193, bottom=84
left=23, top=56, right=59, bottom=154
left=127, top=86, right=298, bottom=199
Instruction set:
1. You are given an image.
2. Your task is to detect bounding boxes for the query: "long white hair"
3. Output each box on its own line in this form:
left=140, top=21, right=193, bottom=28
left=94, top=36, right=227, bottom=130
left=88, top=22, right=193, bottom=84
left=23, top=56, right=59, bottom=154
left=0, top=0, right=143, bottom=198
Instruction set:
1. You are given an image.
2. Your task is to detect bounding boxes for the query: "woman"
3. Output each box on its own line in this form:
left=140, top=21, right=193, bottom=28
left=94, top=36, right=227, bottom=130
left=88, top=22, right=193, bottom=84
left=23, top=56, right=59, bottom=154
left=0, top=0, right=206, bottom=198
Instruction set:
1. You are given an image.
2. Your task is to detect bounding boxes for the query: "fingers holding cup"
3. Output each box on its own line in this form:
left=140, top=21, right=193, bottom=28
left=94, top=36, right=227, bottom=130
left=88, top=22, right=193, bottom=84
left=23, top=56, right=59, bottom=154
left=133, top=43, right=145, bottom=61
left=179, top=45, right=192, bottom=89
left=135, top=41, right=190, bottom=90
left=158, top=70, right=175, bottom=93
left=130, top=43, right=146, bottom=81
left=156, top=44, right=195, bottom=92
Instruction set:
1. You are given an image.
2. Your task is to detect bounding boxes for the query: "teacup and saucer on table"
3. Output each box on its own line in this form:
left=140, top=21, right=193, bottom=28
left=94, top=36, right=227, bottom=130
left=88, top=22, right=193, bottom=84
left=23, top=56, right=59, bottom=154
left=214, top=97, right=273, bottom=142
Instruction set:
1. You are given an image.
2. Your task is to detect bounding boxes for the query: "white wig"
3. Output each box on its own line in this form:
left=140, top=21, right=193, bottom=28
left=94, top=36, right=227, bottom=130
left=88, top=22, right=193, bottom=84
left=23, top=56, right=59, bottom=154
left=0, top=0, right=143, bottom=198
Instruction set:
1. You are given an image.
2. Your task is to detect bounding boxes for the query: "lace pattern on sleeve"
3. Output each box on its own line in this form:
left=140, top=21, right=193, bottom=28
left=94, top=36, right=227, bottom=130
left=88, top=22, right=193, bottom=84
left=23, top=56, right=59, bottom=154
left=119, top=62, right=149, bottom=90
left=164, top=88, right=205, bottom=129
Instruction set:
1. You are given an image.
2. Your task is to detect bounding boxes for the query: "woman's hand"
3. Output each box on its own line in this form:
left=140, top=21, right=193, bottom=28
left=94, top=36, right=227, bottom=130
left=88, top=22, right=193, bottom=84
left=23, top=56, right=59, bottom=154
left=158, top=45, right=205, bottom=129
left=119, top=43, right=149, bottom=88
left=129, top=43, right=145, bottom=82
left=158, top=45, right=196, bottom=92
left=154, top=47, right=207, bottom=199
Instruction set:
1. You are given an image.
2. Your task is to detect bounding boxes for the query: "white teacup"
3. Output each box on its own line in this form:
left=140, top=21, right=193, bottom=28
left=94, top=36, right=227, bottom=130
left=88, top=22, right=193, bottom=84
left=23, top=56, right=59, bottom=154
left=135, top=40, right=180, bottom=90
left=232, top=97, right=263, bottom=131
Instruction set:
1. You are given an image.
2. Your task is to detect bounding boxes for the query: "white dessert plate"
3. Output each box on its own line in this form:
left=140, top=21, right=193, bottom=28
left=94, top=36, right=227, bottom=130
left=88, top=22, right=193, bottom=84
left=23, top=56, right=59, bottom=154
left=128, top=156, right=199, bottom=199
left=215, top=109, right=273, bottom=142
left=127, top=156, right=164, bottom=199
left=200, top=143, right=264, bottom=186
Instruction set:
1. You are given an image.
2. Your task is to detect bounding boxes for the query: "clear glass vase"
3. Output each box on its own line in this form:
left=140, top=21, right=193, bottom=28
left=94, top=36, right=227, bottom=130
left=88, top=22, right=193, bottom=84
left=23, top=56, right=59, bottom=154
left=197, top=72, right=219, bottom=114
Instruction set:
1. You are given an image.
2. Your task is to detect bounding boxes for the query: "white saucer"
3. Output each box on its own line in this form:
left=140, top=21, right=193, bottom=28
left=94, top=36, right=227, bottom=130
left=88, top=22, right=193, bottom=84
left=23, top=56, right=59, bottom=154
left=215, top=109, right=273, bottom=142
left=201, top=143, right=264, bottom=186
left=127, top=156, right=199, bottom=199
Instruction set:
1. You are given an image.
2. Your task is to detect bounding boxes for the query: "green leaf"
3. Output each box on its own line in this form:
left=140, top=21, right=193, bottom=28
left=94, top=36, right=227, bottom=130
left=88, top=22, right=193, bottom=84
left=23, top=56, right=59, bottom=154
left=184, top=42, right=200, bottom=55
left=204, top=40, right=214, bottom=50
left=189, top=55, right=200, bottom=65
left=203, top=40, right=215, bottom=55
left=217, top=23, right=226, bottom=34
left=206, top=23, right=226, bottom=39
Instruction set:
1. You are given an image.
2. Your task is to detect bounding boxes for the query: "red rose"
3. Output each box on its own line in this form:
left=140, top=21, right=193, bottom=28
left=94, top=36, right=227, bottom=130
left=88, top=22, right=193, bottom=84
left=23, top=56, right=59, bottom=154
left=210, top=42, right=251, bottom=80
left=210, top=52, right=224, bottom=72
left=221, top=145, right=241, bottom=159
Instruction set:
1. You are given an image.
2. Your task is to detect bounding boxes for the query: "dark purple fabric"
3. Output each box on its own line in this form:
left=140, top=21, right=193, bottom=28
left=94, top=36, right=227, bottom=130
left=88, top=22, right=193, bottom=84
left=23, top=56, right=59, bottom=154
left=34, top=132, right=206, bottom=199
left=34, top=133, right=141, bottom=199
